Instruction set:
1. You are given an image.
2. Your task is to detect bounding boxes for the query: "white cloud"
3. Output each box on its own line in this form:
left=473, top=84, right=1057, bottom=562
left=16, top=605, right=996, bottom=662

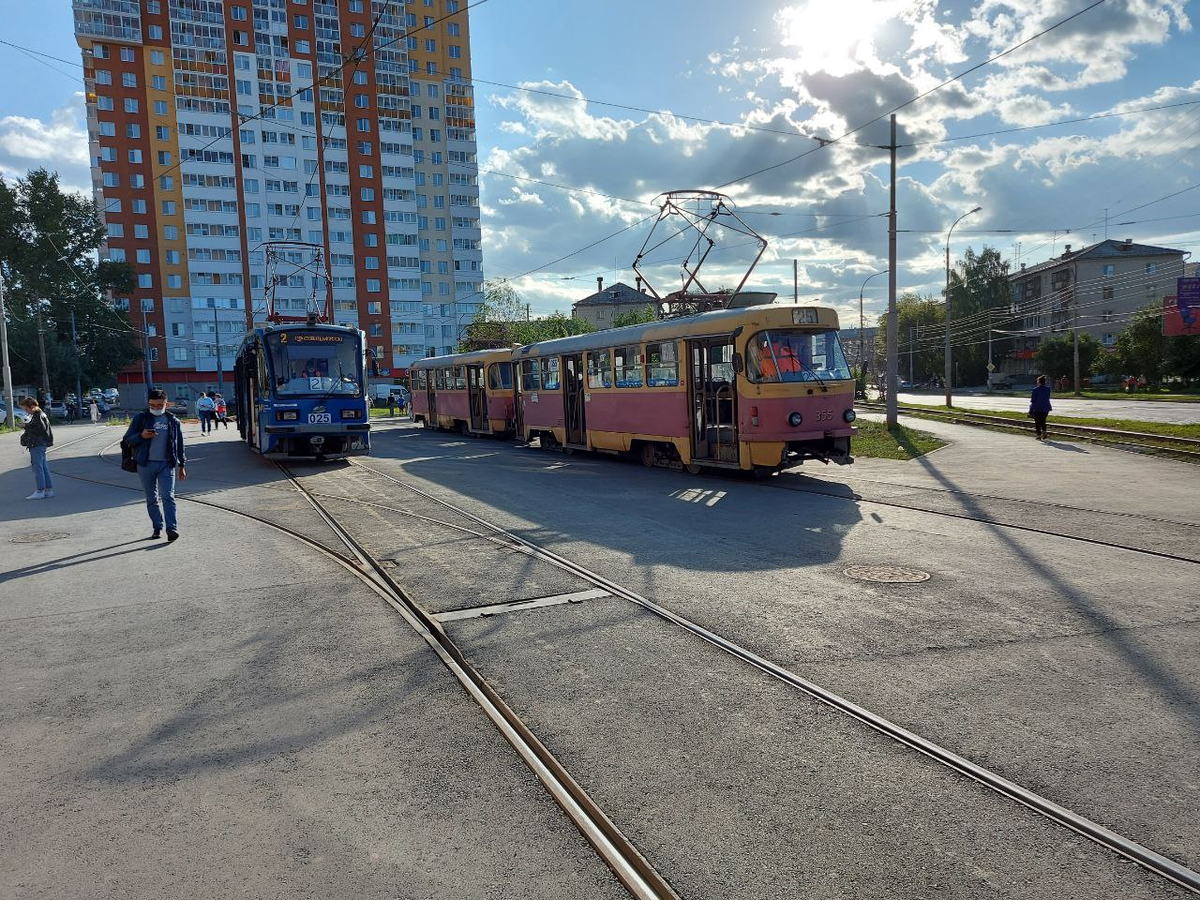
left=0, top=94, right=91, bottom=194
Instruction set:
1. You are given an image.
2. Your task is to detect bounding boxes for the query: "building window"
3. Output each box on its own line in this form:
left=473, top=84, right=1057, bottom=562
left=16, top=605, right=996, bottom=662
left=136, top=249, right=151, bottom=264
left=93, top=44, right=109, bottom=59
left=155, top=125, right=170, bottom=140
left=95, top=69, right=111, bottom=84
left=152, top=75, right=166, bottom=91
left=294, top=14, right=308, bottom=27
left=135, top=223, right=149, bottom=238
left=231, top=5, right=247, bottom=20
left=173, top=348, right=189, bottom=362
left=138, top=273, right=153, bottom=288
left=1146, top=263, right=1156, bottom=274
left=149, top=348, right=159, bottom=361
left=366, top=279, right=381, bottom=293
left=367, top=301, right=382, bottom=314
left=448, top=45, right=462, bottom=59
left=103, top=172, right=119, bottom=187
left=357, top=117, right=371, bottom=132
left=1102, top=333, right=1115, bottom=346
left=127, top=123, right=140, bottom=138
left=234, top=30, right=248, bottom=46
left=167, top=275, right=183, bottom=288
left=96, top=96, right=113, bottom=110
left=148, top=24, right=163, bottom=40
left=150, top=50, right=164, bottom=65
left=1103, top=264, right=1115, bottom=276
left=154, top=100, right=168, bottom=115
left=120, top=47, right=134, bottom=62
left=124, top=98, right=139, bottom=113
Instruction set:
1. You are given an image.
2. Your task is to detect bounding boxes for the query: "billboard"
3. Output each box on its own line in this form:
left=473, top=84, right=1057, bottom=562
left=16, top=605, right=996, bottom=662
left=1165, top=277, right=1200, bottom=336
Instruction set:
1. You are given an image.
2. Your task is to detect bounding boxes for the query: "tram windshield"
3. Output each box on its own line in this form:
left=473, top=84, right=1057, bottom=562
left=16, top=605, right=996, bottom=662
left=265, top=330, right=363, bottom=396
left=746, top=329, right=852, bottom=384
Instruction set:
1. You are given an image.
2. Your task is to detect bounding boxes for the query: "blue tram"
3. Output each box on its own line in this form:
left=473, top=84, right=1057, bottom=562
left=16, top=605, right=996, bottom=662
left=233, top=323, right=370, bottom=459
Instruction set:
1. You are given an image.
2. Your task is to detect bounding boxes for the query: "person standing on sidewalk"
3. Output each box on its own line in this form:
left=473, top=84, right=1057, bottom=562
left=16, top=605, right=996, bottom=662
left=196, top=391, right=215, bottom=435
left=19, top=397, right=55, bottom=500
left=89, top=398, right=100, bottom=424
left=1029, top=375, right=1053, bottom=441
left=123, top=389, right=187, bottom=541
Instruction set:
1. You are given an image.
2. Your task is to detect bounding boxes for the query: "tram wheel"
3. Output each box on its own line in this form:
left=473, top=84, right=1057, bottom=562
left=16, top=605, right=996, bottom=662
left=684, top=462, right=703, bottom=475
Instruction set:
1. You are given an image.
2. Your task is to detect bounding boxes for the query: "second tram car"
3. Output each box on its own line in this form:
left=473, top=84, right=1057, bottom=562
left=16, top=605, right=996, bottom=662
left=233, top=323, right=371, bottom=459
left=411, top=348, right=516, bottom=436
left=411, top=303, right=855, bottom=473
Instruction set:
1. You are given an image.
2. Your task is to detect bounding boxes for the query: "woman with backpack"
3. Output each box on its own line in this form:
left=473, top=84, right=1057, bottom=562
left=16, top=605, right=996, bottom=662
left=19, top=397, right=55, bottom=499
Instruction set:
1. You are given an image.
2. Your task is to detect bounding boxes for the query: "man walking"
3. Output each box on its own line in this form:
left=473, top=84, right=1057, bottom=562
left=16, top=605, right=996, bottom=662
left=123, top=389, right=187, bottom=541
left=1029, top=375, right=1053, bottom=441
left=196, top=391, right=215, bottom=435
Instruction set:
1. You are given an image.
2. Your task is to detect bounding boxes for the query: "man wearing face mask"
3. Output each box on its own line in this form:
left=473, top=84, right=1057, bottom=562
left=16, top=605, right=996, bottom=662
left=122, top=389, right=188, bottom=542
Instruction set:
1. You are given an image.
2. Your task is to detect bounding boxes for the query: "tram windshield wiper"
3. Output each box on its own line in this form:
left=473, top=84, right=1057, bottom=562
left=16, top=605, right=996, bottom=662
left=799, top=358, right=829, bottom=392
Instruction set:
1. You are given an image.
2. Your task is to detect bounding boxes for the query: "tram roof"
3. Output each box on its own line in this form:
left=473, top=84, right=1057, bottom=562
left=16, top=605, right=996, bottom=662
left=412, top=346, right=517, bottom=368
left=516, top=303, right=840, bottom=357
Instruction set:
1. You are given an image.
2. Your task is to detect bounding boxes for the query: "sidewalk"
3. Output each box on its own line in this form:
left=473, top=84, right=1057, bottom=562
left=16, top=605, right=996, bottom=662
left=853, top=411, right=1200, bottom=524
left=0, top=429, right=624, bottom=900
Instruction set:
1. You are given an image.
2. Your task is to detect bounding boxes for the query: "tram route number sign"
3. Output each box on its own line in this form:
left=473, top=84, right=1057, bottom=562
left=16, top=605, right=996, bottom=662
left=309, top=413, right=332, bottom=423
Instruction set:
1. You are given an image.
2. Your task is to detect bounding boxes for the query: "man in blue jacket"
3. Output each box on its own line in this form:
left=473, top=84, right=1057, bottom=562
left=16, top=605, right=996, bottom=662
left=123, top=389, right=188, bottom=541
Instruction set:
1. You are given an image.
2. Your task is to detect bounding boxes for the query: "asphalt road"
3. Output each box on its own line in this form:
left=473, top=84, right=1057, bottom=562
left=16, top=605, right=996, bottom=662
left=4, top=419, right=1198, bottom=898
left=896, top=390, right=1200, bottom=424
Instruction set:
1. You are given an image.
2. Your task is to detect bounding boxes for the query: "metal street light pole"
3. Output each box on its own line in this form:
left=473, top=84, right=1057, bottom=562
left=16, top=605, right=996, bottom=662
left=885, top=115, right=899, bottom=427
left=858, top=268, right=887, bottom=383
left=213, top=306, right=225, bottom=396
left=944, top=205, right=982, bottom=407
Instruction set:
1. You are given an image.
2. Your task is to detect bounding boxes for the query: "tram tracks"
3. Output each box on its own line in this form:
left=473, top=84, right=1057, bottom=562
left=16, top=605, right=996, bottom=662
left=51, top=435, right=679, bottom=900
left=327, top=457, right=1200, bottom=895
left=46, top=432, right=1200, bottom=894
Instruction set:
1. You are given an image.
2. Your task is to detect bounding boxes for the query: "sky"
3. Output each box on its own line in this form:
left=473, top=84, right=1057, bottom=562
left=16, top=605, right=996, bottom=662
left=1, top=0, right=1198, bottom=329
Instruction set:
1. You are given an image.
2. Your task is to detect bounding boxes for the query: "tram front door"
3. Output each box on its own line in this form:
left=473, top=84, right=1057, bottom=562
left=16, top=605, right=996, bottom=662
left=467, top=364, right=487, bottom=431
left=426, top=373, right=437, bottom=426
left=688, top=337, right=739, bottom=464
left=563, top=353, right=586, bottom=445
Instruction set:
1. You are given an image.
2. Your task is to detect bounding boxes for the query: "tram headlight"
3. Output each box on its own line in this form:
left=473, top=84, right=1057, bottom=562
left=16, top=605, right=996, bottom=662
left=844, top=409, right=857, bottom=423
left=788, top=411, right=803, bottom=427
left=276, top=410, right=299, bottom=421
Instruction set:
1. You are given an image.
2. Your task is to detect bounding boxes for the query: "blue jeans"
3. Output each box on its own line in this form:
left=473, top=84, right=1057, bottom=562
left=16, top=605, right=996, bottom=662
left=199, top=410, right=211, bottom=433
left=29, top=445, right=53, bottom=491
left=138, top=460, right=178, bottom=532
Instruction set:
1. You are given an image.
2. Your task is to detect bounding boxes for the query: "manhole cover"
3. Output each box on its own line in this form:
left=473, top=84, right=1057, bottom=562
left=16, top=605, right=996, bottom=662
left=10, top=532, right=70, bottom=544
left=843, top=565, right=930, bottom=584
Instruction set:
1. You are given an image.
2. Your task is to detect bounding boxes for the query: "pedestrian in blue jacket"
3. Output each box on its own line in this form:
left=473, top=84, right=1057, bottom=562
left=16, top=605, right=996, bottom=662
left=1029, top=375, right=1053, bottom=441
left=123, top=389, right=188, bottom=541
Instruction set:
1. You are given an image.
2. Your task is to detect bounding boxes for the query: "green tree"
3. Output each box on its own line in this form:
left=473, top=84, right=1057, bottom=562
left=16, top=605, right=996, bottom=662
left=944, top=246, right=1013, bottom=386
left=1033, top=332, right=1100, bottom=381
left=873, top=292, right=945, bottom=383
left=460, top=280, right=594, bottom=350
left=0, top=168, right=140, bottom=397
left=1111, top=304, right=1167, bottom=383
left=1165, top=335, right=1200, bottom=383
left=612, top=304, right=657, bottom=328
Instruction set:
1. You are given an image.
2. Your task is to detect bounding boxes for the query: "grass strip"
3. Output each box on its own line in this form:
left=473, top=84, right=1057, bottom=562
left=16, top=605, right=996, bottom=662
left=852, top=420, right=946, bottom=460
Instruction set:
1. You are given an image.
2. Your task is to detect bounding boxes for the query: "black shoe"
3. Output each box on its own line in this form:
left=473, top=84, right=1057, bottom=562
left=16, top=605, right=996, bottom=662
left=167, top=530, right=180, bottom=543
left=151, top=529, right=162, bottom=540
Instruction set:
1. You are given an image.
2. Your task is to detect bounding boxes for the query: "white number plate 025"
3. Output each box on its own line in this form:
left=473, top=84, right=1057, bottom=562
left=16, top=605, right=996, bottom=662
left=308, top=412, right=332, bottom=424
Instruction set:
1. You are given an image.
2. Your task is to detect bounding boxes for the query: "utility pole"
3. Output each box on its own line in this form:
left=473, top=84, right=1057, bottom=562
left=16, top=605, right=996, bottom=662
left=141, top=303, right=155, bottom=394
left=0, top=268, right=14, bottom=428
left=859, top=268, right=887, bottom=387
left=909, top=325, right=915, bottom=384
left=70, top=311, right=83, bottom=421
left=886, top=115, right=899, bottom=428
left=35, top=302, right=50, bottom=402
left=793, top=259, right=798, bottom=304
left=1072, top=262, right=1081, bottom=396
left=213, top=306, right=224, bottom=395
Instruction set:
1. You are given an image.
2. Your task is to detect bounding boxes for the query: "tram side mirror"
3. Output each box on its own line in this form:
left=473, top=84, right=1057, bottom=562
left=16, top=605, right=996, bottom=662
left=732, top=353, right=744, bottom=374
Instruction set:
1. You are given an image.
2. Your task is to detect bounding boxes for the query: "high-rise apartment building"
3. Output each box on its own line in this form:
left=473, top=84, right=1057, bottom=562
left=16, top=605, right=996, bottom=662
left=73, top=0, right=483, bottom=405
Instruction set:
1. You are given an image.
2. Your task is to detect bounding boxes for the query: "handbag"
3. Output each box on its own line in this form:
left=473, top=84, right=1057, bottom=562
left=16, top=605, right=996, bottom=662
left=120, top=413, right=142, bottom=473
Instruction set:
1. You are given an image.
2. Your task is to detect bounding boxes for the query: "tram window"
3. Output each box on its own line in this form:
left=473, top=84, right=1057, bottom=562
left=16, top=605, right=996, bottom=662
left=587, top=349, right=612, bottom=389
left=710, top=343, right=735, bottom=384
left=614, top=345, right=642, bottom=387
left=747, top=329, right=851, bottom=384
left=265, top=331, right=362, bottom=396
left=256, top=350, right=271, bottom=398
left=645, top=342, right=678, bottom=387
left=452, top=365, right=466, bottom=390
left=435, top=368, right=445, bottom=390
left=487, top=361, right=513, bottom=390
left=442, top=367, right=453, bottom=389
left=520, top=358, right=540, bottom=391
left=415, top=369, right=427, bottom=390
left=541, top=357, right=560, bottom=390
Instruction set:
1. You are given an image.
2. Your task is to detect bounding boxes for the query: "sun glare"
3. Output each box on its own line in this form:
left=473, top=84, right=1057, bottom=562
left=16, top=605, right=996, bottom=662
left=778, top=0, right=901, bottom=76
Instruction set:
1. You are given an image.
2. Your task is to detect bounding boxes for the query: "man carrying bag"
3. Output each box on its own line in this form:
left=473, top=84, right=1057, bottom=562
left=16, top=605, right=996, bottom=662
left=122, top=389, right=187, bottom=541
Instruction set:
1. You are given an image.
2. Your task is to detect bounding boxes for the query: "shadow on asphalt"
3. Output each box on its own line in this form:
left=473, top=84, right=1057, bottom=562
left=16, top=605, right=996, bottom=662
left=911, top=451, right=1200, bottom=733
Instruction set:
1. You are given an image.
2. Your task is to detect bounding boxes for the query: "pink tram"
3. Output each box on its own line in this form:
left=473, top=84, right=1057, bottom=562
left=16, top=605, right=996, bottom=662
left=410, top=347, right=515, bottom=437
left=411, top=303, right=856, bottom=474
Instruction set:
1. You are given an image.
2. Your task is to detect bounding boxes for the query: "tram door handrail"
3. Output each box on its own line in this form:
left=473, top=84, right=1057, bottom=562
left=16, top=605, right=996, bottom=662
left=564, top=354, right=586, bottom=445
left=468, top=365, right=487, bottom=431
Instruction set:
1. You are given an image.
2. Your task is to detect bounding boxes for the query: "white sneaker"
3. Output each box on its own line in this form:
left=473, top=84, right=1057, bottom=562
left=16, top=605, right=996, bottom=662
left=43, top=489, right=55, bottom=498
left=26, top=491, right=45, bottom=500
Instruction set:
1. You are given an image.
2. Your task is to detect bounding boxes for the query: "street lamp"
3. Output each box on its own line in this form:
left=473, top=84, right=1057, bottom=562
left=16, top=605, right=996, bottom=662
left=858, top=268, right=888, bottom=386
left=944, top=205, right=981, bottom=407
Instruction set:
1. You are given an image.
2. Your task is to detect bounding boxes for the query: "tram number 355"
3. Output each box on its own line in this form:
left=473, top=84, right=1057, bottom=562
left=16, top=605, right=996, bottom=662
left=308, top=413, right=332, bottom=424
left=814, top=409, right=833, bottom=422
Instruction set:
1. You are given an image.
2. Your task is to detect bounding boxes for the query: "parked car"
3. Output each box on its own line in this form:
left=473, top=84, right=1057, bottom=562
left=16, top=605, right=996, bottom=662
left=0, top=405, right=32, bottom=426
left=47, top=401, right=68, bottom=419
left=167, top=400, right=188, bottom=416
left=103, top=388, right=120, bottom=406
